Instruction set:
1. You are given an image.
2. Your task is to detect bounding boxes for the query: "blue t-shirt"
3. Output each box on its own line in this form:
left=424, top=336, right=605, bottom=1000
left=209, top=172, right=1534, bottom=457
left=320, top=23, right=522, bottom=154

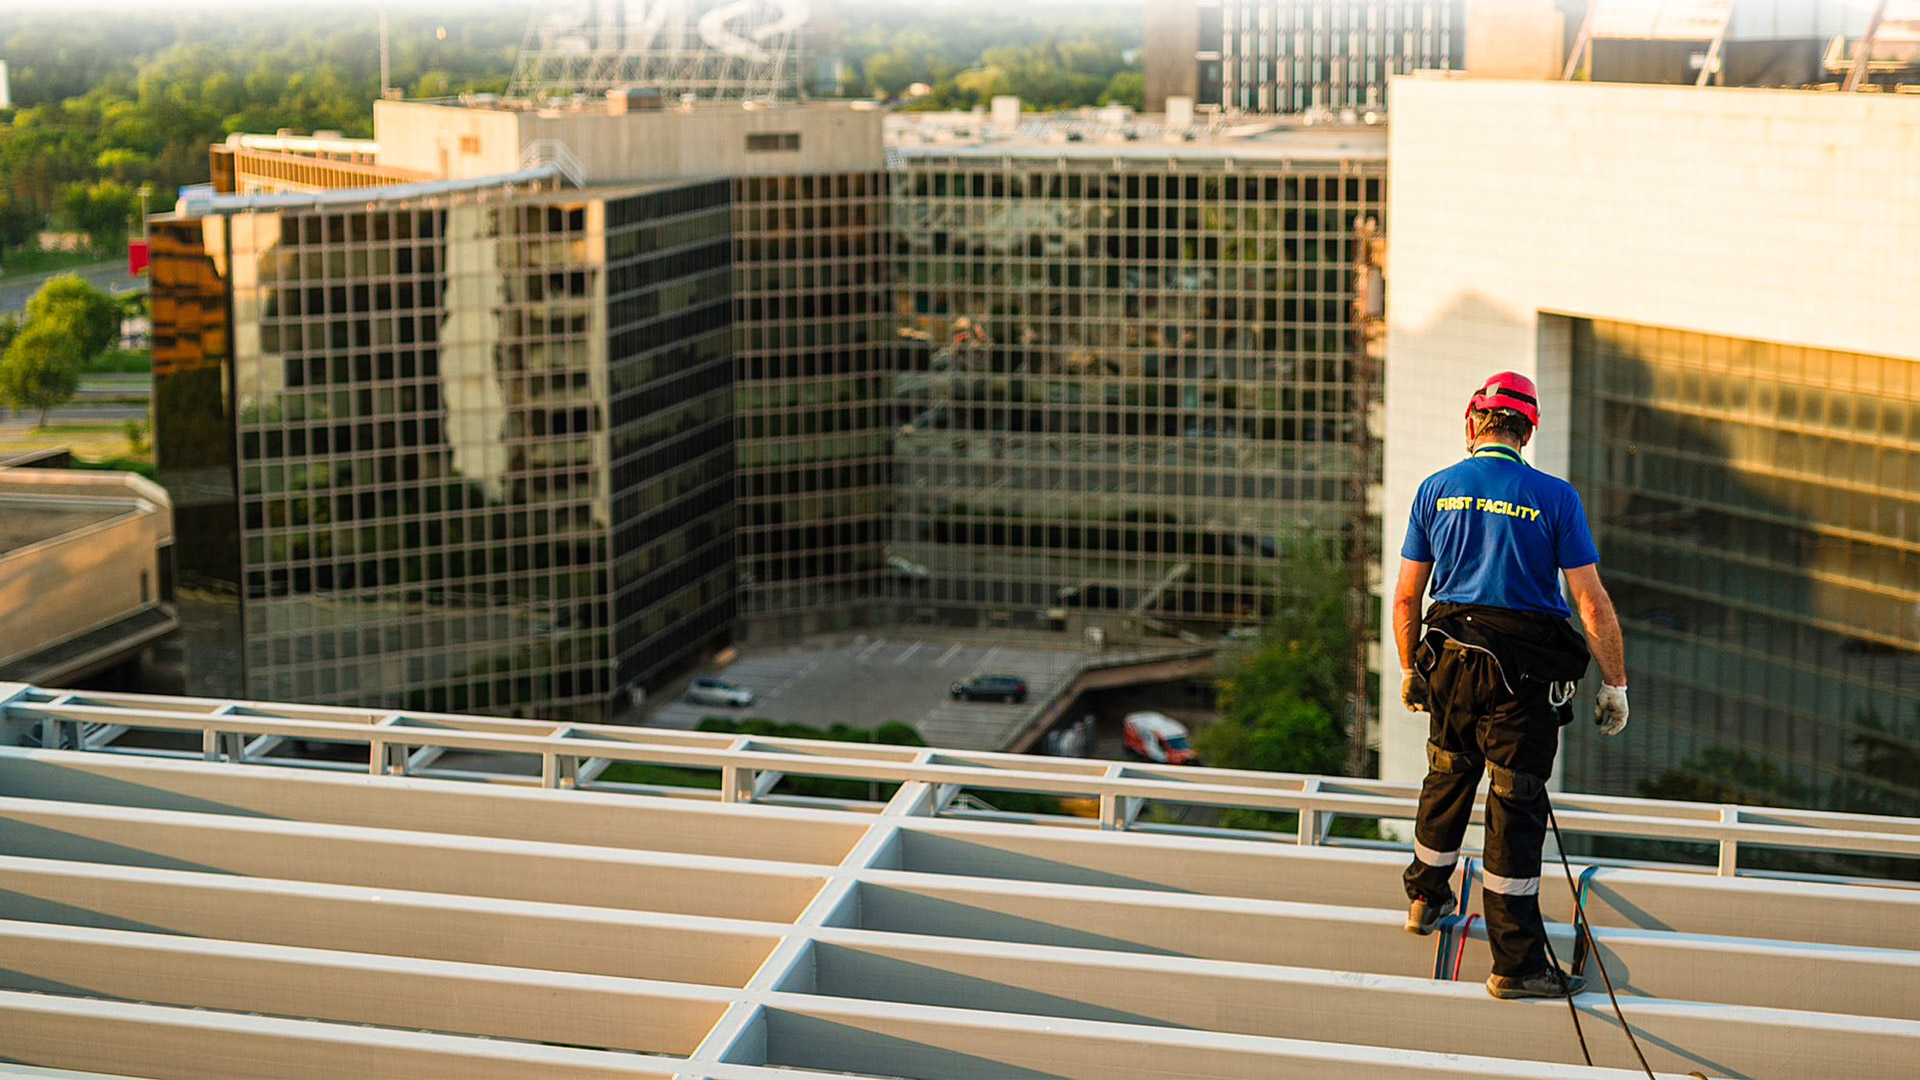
left=1400, top=446, right=1599, bottom=619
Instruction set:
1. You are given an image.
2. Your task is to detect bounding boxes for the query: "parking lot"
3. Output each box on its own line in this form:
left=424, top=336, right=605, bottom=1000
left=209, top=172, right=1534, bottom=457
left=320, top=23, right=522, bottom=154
left=645, top=637, right=1089, bottom=750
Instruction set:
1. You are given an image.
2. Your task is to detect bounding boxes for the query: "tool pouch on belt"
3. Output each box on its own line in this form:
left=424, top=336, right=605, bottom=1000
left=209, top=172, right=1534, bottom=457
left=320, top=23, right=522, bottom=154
left=1419, top=602, right=1592, bottom=726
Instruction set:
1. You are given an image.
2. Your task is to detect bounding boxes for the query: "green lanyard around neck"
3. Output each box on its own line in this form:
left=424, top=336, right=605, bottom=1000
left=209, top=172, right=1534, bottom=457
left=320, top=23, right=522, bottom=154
left=1472, top=445, right=1525, bottom=464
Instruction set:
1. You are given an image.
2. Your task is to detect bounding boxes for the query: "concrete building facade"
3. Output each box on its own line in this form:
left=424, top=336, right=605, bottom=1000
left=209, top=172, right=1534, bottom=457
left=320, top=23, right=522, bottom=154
left=1381, top=77, right=1920, bottom=815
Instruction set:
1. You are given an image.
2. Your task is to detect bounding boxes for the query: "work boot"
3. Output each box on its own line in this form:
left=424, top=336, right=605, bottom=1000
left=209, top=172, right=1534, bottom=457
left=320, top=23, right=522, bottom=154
left=1486, top=967, right=1587, bottom=1000
left=1404, top=892, right=1457, bottom=935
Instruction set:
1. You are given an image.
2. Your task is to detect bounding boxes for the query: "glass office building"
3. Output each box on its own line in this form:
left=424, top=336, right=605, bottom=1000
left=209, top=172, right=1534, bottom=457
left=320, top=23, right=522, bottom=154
left=1221, top=0, right=1463, bottom=114
left=730, top=171, right=895, bottom=637
left=153, top=178, right=735, bottom=720
left=889, top=146, right=1386, bottom=632
left=1567, top=319, right=1920, bottom=817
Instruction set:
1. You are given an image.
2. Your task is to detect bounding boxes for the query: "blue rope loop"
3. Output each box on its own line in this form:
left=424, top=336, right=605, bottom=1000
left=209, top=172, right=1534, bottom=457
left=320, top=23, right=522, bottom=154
left=1569, top=864, right=1601, bottom=975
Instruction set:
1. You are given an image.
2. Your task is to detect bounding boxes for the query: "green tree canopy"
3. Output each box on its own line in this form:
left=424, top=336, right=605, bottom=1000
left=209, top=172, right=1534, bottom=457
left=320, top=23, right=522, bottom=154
left=1200, top=539, right=1363, bottom=777
left=0, top=318, right=83, bottom=428
left=26, top=272, right=120, bottom=361
left=57, top=179, right=137, bottom=252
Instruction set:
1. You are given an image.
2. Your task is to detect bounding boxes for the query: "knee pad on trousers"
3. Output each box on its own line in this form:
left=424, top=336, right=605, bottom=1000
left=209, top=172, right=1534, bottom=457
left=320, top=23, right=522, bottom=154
left=1488, top=761, right=1545, bottom=802
left=1427, top=741, right=1483, bottom=774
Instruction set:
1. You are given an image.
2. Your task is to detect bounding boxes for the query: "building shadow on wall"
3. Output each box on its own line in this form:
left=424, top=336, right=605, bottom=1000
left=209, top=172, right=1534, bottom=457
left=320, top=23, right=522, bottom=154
left=1564, top=318, right=1920, bottom=877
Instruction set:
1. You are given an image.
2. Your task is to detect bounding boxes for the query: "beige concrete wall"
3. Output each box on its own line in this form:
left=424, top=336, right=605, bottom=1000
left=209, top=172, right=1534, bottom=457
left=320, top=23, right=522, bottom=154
left=374, top=99, right=886, bottom=183
left=1465, top=0, right=1564, bottom=80
left=371, top=101, right=525, bottom=179
left=1378, top=78, right=1920, bottom=784
left=0, top=470, right=172, bottom=668
left=1144, top=0, right=1202, bottom=113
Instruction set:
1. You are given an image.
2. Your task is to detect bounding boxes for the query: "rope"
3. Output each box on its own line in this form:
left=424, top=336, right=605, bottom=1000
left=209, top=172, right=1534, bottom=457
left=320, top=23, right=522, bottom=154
left=1432, top=856, right=1479, bottom=980
left=1451, top=914, right=1479, bottom=981
left=1569, top=863, right=1600, bottom=976
left=1547, top=798, right=1656, bottom=1079
left=1539, top=907, right=1594, bottom=1066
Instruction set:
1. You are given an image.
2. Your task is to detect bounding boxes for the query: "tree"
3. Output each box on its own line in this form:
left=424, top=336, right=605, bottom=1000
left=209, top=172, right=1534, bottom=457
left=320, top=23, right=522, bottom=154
left=1099, top=71, right=1144, bottom=110
left=1199, top=538, right=1361, bottom=777
left=57, top=179, right=138, bottom=252
left=0, top=320, right=84, bottom=428
left=26, top=273, right=120, bottom=361
left=1639, top=746, right=1809, bottom=807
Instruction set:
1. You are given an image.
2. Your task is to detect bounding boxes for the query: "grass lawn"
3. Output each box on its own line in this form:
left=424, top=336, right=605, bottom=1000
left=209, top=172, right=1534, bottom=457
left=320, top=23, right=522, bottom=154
left=0, top=248, right=113, bottom=280
left=0, top=420, right=152, bottom=475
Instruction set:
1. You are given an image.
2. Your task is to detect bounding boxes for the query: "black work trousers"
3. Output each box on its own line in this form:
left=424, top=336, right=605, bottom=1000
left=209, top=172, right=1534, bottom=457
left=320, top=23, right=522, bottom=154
left=1402, top=640, right=1565, bottom=977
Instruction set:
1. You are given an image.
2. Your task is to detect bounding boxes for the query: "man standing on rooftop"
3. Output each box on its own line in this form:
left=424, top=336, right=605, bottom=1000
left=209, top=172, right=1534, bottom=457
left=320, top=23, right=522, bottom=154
left=1393, top=371, right=1630, bottom=1001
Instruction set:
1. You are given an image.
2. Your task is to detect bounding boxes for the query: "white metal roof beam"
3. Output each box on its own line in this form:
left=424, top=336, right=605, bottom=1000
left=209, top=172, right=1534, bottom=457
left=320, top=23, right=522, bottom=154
left=747, top=994, right=1694, bottom=1079
left=849, top=869, right=1920, bottom=1020
left=794, top=926, right=1920, bottom=1071
left=0, top=855, right=784, bottom=987
left=0, top=797, right=827, bottom=923
left=0, top=747, right=868, bottom=865
left=0, top=919, right=733, bottom=1057
left=0, top=989, right=681, bottom=1079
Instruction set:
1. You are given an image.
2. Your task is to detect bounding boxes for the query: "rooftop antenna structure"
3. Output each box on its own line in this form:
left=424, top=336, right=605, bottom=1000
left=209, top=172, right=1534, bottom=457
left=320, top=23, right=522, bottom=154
left=379, top=6, right=391, bottom=99
left=1563, top=0, right=1735, bottom=87
left=507, top=0, right=809, bottom=103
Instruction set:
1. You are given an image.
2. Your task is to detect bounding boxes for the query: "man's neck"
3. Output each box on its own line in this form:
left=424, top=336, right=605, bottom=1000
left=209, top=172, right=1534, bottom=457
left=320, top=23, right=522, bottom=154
left=1470, top=437, right=1525, bottom=458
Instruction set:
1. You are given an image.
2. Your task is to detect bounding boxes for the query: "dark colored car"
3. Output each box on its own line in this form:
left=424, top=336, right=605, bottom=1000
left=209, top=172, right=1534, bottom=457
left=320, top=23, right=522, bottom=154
left=951, top=674, right=1029, bottom=703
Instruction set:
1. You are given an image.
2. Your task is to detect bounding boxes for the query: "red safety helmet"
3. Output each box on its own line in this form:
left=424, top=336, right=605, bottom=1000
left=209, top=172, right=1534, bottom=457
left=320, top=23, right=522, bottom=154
left=1465, top=371, right=1540, bottom=427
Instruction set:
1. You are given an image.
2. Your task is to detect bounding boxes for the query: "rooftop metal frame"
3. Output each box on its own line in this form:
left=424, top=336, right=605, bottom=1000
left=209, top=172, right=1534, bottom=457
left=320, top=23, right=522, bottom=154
left=3, top=683, right=1918, bottom=1078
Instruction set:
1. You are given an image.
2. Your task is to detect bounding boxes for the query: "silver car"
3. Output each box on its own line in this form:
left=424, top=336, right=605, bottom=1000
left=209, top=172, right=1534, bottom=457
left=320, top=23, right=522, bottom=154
left=686, top=676, right=755, bottom=708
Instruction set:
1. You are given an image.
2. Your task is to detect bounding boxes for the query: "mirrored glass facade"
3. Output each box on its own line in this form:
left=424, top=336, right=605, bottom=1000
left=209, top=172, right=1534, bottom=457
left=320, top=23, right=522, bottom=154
left=731, top=172, right=894, bottom=637
left=1568, top=320, right=1920, bottom=816
left=155, top=180, right=734, bottom=721
left=1221, top=0, right=1463, bottom=114
left=890, top=159, right=1385, bottom=631
left=151, top=215, right=246, bottom=698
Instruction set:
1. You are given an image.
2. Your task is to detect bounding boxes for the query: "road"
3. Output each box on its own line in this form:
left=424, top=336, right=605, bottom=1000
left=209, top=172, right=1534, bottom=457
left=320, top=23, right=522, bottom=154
left=0, top=259, right=145, bottom=313
left=0, top=403, right=147, bottom=430
left=645, top=637, right=1087, bottom=751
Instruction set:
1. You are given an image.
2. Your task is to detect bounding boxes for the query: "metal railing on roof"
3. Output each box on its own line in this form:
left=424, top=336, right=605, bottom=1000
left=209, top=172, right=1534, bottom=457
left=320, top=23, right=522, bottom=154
left=6, top=683, right=1918, bottom=880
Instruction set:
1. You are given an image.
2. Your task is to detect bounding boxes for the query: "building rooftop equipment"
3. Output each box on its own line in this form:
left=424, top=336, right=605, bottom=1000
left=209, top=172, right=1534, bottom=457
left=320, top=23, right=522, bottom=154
left=2, top=685, right=1917, bottom=1078
left=886, top=104, right=1389, bottom=165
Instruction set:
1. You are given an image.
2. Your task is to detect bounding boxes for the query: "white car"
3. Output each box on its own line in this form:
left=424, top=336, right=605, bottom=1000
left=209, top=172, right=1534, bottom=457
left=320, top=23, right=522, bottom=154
left=686, top=676, right=755, bottom=708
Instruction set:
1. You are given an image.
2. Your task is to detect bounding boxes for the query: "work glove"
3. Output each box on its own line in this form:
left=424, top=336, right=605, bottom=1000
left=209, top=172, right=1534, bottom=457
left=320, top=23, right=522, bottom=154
left=1401, top=669, right=1429, bottom=713
left=1595, top=684, right=1629, bottom=737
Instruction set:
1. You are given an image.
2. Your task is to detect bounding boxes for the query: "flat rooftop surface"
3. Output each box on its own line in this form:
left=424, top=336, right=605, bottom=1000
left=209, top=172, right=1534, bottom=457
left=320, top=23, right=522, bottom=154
left=0, top=501, right=125, bottom=555
left=3, top=689, right=1920, bottom=1079
left=887, top=109, right=1389, bottom=162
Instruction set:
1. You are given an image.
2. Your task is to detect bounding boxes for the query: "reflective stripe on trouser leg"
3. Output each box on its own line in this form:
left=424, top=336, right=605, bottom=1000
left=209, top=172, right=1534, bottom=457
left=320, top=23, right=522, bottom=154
left=1406, top=739, right=1482, bottom=903
left=1479, top=868, right=1540, bottom=896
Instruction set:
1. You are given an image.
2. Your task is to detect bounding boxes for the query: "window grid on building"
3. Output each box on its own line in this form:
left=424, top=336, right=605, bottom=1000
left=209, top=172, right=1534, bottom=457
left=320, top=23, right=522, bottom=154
left=889, top=156, right=1385, bottom=631
left=1568, top=318, right=1920, bottom=817
left=730, top=171, right=895, bottom=636
left=1220, top=0, right=1462, bottom=114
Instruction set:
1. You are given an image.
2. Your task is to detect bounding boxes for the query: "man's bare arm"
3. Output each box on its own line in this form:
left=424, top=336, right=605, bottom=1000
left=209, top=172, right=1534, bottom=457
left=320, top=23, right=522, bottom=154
left=1564, top=564, right=1626, bottom=686
left=1393, top=558, right=1434, bottom=673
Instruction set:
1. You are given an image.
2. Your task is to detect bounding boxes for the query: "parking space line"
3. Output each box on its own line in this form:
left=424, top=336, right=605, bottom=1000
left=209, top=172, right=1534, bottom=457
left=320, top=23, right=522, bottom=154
left=935, top=644, right=963, bottom=666
left=856, top=639, right=886, bottom=662
left=894, top=642, right=922, bottom=664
